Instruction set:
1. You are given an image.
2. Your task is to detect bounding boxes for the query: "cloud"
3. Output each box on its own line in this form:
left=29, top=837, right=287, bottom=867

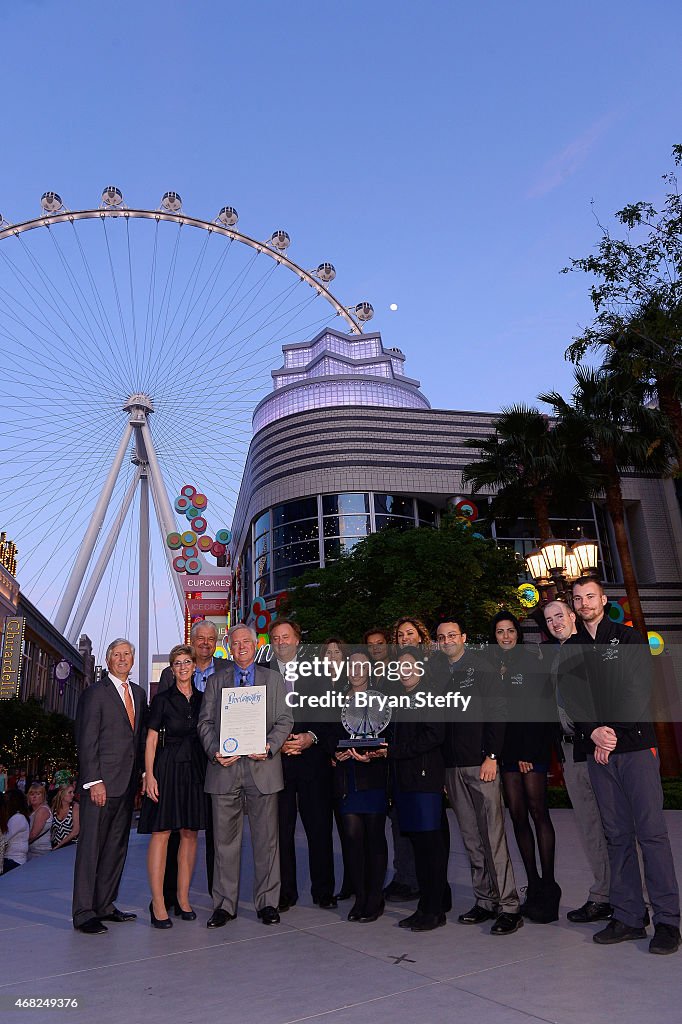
left=527, top=115, right=613, bottom=199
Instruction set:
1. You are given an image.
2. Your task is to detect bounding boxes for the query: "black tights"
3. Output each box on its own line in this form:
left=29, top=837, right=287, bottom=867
left=408, top=829, right=449, bottom=916
left=342, top=813, right=387, bottom=916
left=502, top=770, right=555, bottom=887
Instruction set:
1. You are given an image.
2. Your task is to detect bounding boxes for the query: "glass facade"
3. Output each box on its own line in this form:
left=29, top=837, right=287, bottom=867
left=241, top=492, right=438, bottom=599
left=254, top=380, right=430, bottom=432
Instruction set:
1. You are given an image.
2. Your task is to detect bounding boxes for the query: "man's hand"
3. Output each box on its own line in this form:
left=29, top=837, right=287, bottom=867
left=214, top=752, right=240, bottom=767
left=89, top=782, right=106, bottom=807
left=591, top=726, right=617, bottom=751
left=519, top=761, right=534, bottom=774
left=334, top=749, right=353, bottom=762
left=248, top=743, right=271, bottom=762
left=594, top=745, right=611, bottom=765
left=282, top=732, right=314, bottom=755
left=479, top=756, right=498, bottom=782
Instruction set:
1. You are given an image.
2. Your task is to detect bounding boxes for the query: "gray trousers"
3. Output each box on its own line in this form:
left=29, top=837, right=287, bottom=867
left=72, top=785, right=135, bottom=927
left=388, top=804, right=418, bottom=890
left=561, top=741, right=610, bottom=904
left=211, top=760, right=280, bottom=916
left=588, top=748, right=680, bottom=929
left=446, top=765, right=520, bottom=914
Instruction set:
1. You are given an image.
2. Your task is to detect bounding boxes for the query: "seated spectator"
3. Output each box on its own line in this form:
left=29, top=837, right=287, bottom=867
left=2, top=790, right=29, bottom=872
left=51, top=783, right=80, bottom=850
left=27, top=783, right=53, bottom=859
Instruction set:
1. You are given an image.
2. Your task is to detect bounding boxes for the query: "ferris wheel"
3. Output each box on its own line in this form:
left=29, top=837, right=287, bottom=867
left=0, top=187, right=374, bottom=680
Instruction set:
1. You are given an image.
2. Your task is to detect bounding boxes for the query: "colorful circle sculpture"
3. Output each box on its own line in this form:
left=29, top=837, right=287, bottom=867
left=181, top=530, right=197, bottom=546
left=173, top=556, right=187, bottom=572
left=648, top=631, right=665, bottom=656
left=165, top=484, right=233, bottom=574
left=252, top=597, right=267, bottom=613
left=186, top=558, right=202, bottom=574
left=517, top=583, right=540, bottom=609
left=216, top=528, right=232, bottom=544
left=193, top=493, right=208, bottom=509
left=198, top=536, right=213, bottom=552
left=181, top=485, right=197, bottom=498
left=192, top=517, right=207, bottom=534
left=454, top=499, right=479, bottom=521
left=185, top=505, right=199, bottom=519
left=608, top=602, right=625, bottom=623
left=255, top=611, right=271, bottom=632
left=174, top=495, right=191, bottom=513
left=214, top=645, right=228, bottom=659
left=183, top=545, right=199, bottom=559
left=167, top=532, right=182, bottom=549
left=472, top=532, right=485, bottom=540
left=275, top=592, right=289, bottom=611
left=211, top=541, right=226, bottom=557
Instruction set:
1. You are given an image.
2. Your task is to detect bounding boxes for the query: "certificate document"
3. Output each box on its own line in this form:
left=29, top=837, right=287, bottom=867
left=220, top=685, right=267, bottom=756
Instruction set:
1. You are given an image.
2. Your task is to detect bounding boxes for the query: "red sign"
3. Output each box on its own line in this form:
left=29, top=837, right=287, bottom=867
left=182, top=574, right=231, bottom=593
left=186, top=599, right=228, bottom=615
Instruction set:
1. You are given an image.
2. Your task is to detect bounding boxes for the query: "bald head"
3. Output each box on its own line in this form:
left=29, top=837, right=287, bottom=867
left=543, top=601, right=577, bottom=643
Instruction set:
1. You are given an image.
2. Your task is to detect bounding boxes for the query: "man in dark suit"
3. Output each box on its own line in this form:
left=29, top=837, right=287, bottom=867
left=157, top=620, right=221, bottom=906
left=198, top=623, right=293, bottom=926
left=72, top=638, right=147, bottom=934
left=268, top=619, right=336, bottom=911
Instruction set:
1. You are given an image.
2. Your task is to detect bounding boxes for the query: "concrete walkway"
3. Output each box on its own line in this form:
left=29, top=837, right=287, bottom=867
left=1, top=811, right=681, bottom=1024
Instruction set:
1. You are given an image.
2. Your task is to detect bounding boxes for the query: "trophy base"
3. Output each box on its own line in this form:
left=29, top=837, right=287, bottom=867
left=338, top=737, right=384, bottom=749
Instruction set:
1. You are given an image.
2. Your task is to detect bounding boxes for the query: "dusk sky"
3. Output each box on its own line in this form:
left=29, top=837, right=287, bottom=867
left=1, top=0, right=681, bottom=659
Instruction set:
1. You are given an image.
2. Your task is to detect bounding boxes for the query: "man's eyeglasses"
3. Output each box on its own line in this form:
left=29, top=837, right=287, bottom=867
left=437, top=633, right=462, bottom=642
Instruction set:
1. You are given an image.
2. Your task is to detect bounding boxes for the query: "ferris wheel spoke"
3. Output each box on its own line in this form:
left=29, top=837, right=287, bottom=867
left=101, top=218, right=137, bottom=389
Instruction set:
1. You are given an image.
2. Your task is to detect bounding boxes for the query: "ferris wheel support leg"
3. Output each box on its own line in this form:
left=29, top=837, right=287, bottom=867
left=140, top=420, right=185, bottom=606
left=66, top=467, right=142, bottom=646
left=55, top=422, right=135, bottom=636
left=138, top=469, right=150, bottom=696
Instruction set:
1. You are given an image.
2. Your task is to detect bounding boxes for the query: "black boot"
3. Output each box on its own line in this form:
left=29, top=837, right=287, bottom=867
left=520, top=880, right=542, bottom=918
left=527, top=881, right=561, bottom=924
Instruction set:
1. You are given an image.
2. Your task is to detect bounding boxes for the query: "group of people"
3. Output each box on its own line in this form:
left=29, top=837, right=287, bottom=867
left=65, top=578, right=681, bottom=956
left=0, top=780, right=80, bottom=873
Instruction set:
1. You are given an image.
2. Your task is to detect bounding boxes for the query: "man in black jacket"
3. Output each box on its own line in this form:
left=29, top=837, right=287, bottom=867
left=268, top=619, right=336, bottom=911
left=571, top=578, right=680, bottom=955
left=436, top=620, right=522, bottom=935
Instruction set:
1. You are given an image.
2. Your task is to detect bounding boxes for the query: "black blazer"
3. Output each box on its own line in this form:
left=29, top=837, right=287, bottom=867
left=387, top=681, right=446, bottom=793
left=75, top=673, right=147, bottom=798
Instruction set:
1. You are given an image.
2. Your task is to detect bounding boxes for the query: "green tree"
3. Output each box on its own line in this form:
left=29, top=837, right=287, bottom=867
left=0, top=698, right=77, bottom=776
left=280, top=516, right=525, bottom=642
left=564, top=145, right=682, bottom=466
left=539, top=367, right=676, bottom=639
left=460, top=403, right=596, bottom=541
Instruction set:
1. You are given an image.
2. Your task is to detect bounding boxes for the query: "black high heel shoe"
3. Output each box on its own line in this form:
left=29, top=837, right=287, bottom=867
left=347, top=902, right=363, bottom=922
left=174, top=905, right=197, bottom=921
left=527, top=881, right=562, bottom=924
left=149, top=901, right=173, bottom=929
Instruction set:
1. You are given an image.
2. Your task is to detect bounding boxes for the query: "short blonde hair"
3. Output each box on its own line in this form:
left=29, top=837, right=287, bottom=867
left=169, top=644, right=196, bottom=667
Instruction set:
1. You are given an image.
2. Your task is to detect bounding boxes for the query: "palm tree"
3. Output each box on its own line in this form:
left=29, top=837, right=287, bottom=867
left=461, top=403, right=594, bottom=541
left=539, top=367, right=676, bottom=639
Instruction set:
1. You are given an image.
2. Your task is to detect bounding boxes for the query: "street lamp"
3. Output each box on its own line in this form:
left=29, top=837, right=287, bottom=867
left=572, top=539, right=599, bottom=576
left=525, top=539, right=600, bottom=603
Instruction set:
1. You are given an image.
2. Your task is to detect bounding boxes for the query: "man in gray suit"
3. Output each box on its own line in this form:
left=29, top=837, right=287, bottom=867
left=72, top=638, right=147, bottom=934
left=198, top=623, right=293, bottom=926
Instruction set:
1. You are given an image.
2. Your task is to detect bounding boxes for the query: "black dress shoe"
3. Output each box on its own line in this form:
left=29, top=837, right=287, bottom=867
left=410, top=912, right=447, bottom=932
left=75, top=918, right=107, bottom=935
left=649, top=923, right=681, bottom=955
left=384, top=881, right=420, bottom=903
left=567, top=900, right=613, bottom=923
left=491, top=912, right=524, bottom=935
left=257, top=906, right=280, bottom=925
left=398, top=910, right=422, bottom=929
left=278, top=896, right=296, bottom=912
left=207, top=908, right=236, bottom=928
left=314, top=895, right=338, bottom=909
left=458, top=905, right=496, bottom=925
left=593, top=919, right=647, bottom=944
left=100, top=908, right=137, bottom=923
left=358, top=901, right=385, bottom=923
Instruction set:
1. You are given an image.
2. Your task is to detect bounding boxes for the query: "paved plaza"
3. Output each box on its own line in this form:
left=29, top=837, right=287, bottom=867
left=1, top=811, right=681, bottom=1024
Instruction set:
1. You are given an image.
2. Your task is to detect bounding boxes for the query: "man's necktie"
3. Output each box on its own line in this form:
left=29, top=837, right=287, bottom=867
left=122, top=682, right=135, bottom=729
left=239, top=672, right=248, bottom=687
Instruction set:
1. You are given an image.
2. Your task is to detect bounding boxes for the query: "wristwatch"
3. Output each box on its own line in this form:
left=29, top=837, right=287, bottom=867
left=487, top=753, right=497, bottom=760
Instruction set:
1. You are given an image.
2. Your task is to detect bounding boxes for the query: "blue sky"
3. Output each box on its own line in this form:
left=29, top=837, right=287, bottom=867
left=1, top=0, right=681, bottom=663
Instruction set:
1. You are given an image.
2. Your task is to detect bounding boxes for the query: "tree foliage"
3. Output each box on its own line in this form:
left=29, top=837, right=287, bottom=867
left=280, top=516, right=525, bottom=643
left=0, top=698, right=77, bottom=775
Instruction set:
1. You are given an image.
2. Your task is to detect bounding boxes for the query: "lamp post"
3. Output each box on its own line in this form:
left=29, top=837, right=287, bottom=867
left=525, top=539, right=600, bottom=605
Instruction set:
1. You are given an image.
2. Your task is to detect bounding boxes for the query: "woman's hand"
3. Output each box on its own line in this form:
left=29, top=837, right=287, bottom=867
left=519, top=761, right=533, bottom=774
left=349, top=747, right=371, bottom=762
left=367, top=744, right=388, bottom=759
left=335, top=749, right=353, bottom=761
left=146, top=775, right=159, bottom=803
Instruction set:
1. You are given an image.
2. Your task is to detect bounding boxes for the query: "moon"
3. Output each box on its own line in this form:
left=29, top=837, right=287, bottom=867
left=389, top=303, right=398, bottom=311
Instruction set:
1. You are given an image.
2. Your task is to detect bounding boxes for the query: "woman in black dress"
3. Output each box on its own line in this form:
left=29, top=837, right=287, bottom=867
left=139, top=644, right=207, bottom=928
left=490, top=611, right=560, bottom=923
